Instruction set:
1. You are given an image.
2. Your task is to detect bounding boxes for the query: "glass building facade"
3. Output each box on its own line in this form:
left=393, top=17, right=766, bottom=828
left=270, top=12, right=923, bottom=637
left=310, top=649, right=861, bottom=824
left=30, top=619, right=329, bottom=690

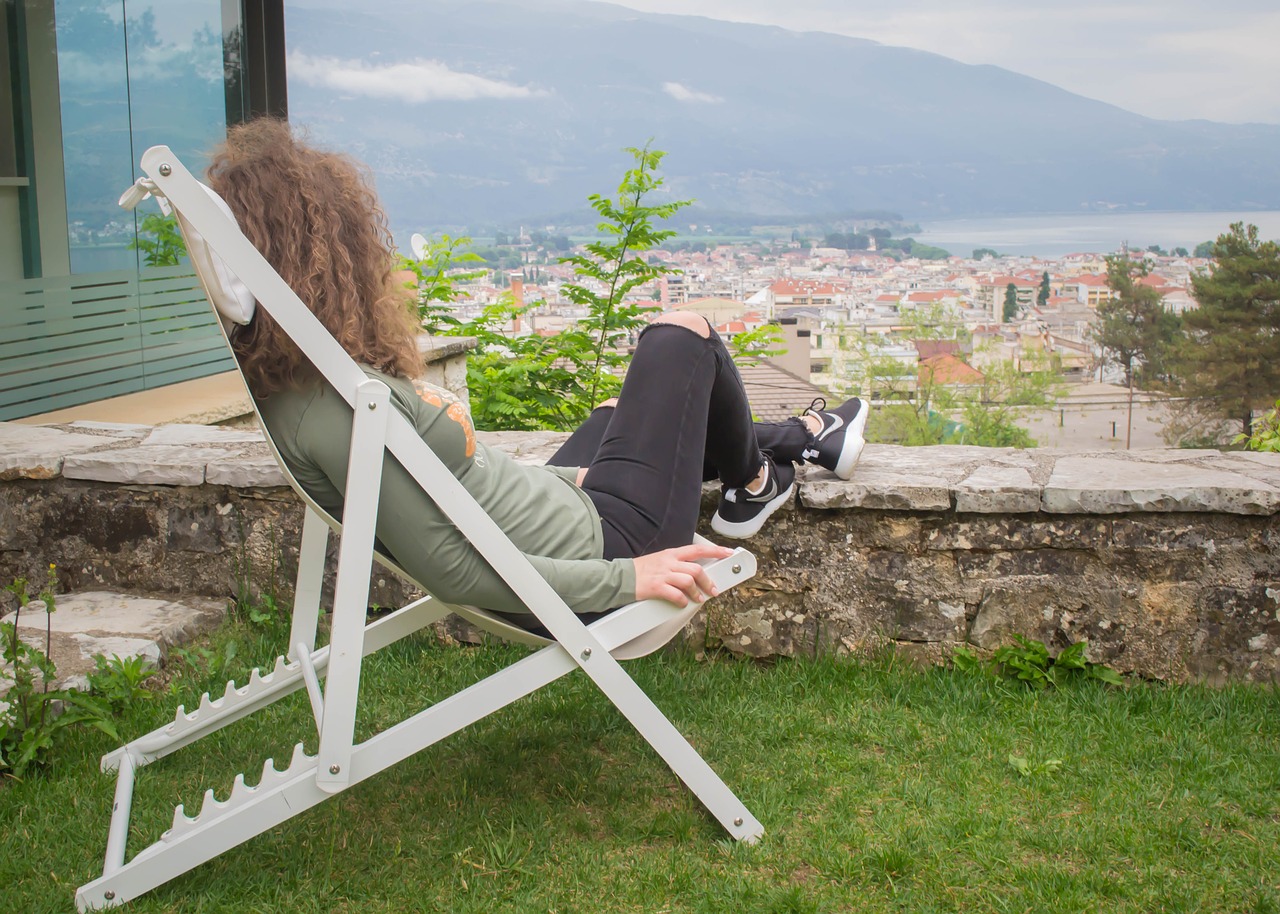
left=0, top=0, right=285, bottom=419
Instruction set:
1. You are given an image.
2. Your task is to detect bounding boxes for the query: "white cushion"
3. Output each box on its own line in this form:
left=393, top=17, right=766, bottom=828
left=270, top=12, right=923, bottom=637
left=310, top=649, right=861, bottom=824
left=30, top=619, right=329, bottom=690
left=176, top=184, right=257, bottom=331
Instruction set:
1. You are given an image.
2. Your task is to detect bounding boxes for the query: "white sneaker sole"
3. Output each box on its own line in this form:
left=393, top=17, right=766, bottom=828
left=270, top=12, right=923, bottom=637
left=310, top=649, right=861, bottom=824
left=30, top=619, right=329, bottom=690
left=832, top=404, right=869, bottom=480
left=710, top=481, right=796, bottom=539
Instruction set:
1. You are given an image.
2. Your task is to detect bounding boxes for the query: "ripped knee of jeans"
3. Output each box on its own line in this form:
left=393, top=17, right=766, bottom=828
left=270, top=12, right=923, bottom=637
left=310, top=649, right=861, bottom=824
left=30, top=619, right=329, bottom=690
left=648, top=311, right=712, bottom=338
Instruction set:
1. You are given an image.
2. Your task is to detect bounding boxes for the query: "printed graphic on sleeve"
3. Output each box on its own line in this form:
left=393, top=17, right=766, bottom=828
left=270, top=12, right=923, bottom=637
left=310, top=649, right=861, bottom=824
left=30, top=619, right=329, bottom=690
left=412, top=379, right=476, bottom=458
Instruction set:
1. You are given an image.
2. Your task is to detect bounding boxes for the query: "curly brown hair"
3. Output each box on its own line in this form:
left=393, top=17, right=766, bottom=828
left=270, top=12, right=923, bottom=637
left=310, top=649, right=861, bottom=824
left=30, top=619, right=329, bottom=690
left=206, top=118, right=422, bottom=395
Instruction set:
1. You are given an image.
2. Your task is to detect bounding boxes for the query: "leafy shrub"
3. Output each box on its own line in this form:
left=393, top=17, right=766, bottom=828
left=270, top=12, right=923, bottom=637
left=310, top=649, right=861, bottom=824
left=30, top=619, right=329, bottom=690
left=86, top=654, right=156, bottom=716
left=952, top=636, right=1124, bottom=689
left=2, top=568, right=116, bottom=777
left=407, top=146, right=688, bottom=432
left=1235, top=399, right=1280, bottom=452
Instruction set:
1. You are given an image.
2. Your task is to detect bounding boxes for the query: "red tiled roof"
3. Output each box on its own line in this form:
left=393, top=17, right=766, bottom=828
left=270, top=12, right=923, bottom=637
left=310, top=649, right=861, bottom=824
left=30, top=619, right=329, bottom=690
left=913, top=339, right=961, bottom=360
left=770, top=280, right=841, bottom=296
left=919, top=354, right=985, bottom=386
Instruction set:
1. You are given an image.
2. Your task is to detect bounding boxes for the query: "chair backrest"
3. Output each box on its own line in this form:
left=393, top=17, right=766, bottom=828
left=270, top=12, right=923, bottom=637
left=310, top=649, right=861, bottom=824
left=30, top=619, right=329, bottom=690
left=122, top=151, right=556, bottom=647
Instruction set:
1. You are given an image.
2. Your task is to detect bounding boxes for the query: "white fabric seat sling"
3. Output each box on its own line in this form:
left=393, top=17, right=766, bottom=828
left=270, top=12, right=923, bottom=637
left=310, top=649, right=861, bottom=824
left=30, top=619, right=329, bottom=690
left=75, top=146, right=763, bottom=911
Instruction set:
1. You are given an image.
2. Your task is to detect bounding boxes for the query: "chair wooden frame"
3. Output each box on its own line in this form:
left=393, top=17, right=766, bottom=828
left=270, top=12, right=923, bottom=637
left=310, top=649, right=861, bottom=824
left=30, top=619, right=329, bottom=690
left=75, top=147, right=763, bottom=910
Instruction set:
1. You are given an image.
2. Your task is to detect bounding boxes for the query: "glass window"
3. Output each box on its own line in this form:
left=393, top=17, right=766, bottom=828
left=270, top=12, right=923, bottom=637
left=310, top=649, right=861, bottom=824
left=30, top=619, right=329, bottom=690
left=54, top=0, right=233, bottom=274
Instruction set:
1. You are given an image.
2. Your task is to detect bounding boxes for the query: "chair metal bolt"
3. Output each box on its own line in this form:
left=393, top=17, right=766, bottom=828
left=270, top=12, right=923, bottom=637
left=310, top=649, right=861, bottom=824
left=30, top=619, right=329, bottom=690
left=734, top=817, right=744, bottom=827
left=367, top=402, right=377, bottom=410
left=104, top=891, right=116, bottom=901
left=157, top=163, right=172, bottom=176
left=580, top=648, right=592, bottom=661
left=732, top=563, right=742, bottom=575
left=328, top=764, right=341, bottom=775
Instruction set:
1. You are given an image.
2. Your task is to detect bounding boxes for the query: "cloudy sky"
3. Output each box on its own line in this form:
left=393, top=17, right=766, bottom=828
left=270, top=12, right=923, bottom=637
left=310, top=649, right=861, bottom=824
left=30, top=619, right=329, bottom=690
left=568, top=0, right=1280, bottom=125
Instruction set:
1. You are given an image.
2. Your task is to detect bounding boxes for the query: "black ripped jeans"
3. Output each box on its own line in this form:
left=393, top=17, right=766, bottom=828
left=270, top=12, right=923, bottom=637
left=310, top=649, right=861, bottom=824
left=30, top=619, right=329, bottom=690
left=546, top=321, right=813, bottom=559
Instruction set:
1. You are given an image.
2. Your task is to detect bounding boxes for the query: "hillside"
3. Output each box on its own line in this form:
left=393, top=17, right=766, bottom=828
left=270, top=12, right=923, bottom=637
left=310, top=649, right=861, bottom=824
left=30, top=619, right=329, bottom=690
left=284, top=0, right=1280, bottom=232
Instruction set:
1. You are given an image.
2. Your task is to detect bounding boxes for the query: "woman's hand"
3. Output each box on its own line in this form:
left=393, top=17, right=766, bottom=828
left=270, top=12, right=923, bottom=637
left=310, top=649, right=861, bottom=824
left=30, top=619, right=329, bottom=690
left=633, top=543, right=735, bottom=607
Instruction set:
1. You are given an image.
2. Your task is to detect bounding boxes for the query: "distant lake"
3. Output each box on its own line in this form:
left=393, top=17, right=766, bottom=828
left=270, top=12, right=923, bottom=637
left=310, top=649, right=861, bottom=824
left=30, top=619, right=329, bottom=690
left=914, top=211, right=1280, bottom=258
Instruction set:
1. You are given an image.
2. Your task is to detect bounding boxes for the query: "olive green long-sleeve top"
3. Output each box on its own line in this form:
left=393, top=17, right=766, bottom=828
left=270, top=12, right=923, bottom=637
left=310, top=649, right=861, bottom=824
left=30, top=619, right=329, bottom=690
left=256, top=368, right=637, bottom=615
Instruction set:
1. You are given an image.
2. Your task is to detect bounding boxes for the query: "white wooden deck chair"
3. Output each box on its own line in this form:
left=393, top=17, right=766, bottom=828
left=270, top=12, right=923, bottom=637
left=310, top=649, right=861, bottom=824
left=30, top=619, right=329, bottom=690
left=75, top=146, right=763, bottom=910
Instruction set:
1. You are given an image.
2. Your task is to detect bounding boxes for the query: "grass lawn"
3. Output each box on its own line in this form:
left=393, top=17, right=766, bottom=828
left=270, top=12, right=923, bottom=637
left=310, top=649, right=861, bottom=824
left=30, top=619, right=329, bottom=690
left=3, top=623, right=1278, bottom=913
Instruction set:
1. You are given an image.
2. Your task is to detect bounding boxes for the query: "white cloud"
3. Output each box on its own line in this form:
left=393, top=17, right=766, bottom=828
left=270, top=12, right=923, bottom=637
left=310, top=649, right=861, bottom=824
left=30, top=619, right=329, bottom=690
left=663, top=81, right=724, bottom=103
left=288, top=51, right=548, bottom=103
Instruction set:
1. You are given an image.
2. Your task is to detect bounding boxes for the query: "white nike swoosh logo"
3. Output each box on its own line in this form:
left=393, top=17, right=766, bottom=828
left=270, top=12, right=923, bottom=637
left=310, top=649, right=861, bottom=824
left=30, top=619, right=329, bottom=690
left=818, top=415, right=843, bottom=441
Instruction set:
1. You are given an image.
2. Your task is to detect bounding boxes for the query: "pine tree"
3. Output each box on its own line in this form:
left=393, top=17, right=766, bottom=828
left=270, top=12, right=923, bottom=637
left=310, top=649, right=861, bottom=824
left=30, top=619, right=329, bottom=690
left=1002, top=284, right=1019, bottom=322
left=1037, top=271, right=1050, bottom=308
left=1170, top=223, right=1280, bottom=437
left=1091, top=255, right=1180, bottom=388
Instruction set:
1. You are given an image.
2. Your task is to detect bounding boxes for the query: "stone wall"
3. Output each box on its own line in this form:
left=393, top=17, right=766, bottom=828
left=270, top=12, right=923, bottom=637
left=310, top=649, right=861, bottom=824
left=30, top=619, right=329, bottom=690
left=2, top=421, right=1277, bottom=683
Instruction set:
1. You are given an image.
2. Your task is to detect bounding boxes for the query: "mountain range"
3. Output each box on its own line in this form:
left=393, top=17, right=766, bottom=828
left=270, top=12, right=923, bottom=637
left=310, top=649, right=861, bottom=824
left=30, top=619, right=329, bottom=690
left=284, top=0, right=1280, bottom=233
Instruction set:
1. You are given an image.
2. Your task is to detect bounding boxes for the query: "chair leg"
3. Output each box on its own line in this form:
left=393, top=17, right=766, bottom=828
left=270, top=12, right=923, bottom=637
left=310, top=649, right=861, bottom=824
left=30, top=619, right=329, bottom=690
left=287, top=507, right=329, bottom=661
left=76, top=608, right=759, bottom=910
left=316, top=379, right=391, bottom=793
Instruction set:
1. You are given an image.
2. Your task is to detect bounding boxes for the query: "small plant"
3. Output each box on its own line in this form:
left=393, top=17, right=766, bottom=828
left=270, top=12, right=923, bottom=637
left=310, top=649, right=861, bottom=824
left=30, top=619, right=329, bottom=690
left=407, top=145, right=691, bottom=432
left=1007, top=754, right=1063, bottom=778
left=727, top=323, right=787, bottom=366
left=400, top=233, right=485, bottom=334
left=170, top=640, right=239, bottom=686
left=1234, top=399, right=1280, bottom=452
left=128, top=212, right=187, bottom=267
left=952, top=636, right=1124, bottom=689
left=87, top=655, right=156, bottom=716
left=559, top=143, right=689, bottom=407
left=2, top=566, right=116, bottom=777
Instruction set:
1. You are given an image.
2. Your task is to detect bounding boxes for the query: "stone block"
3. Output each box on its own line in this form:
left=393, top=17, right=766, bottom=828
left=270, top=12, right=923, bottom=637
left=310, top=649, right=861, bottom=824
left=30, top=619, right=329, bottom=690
left=206, top=456, right=289, bottom=487
left=956, top=548, right=1096, bottom=579
left=1187, top=584, right=1280, bottom=684
left=63, top=446, right=235, bottom=486
left=1, top=591, right=225, bottom=694
left=39, top=491, right=160, bottom=554
left=802, top=476, right=952, bottom=511
left=954, top=465, right=1040, bottom=513
left=924, top=516, right=1111, bottom=552
left=165, top=503, right=240, bottom=553
left=66, top=421, right=151, bottom=438
left=1043, top=456, right=1280, bottom=515
left=142, top=424, right=265, bottom=447
left=0, top=425, right=107, bottom=480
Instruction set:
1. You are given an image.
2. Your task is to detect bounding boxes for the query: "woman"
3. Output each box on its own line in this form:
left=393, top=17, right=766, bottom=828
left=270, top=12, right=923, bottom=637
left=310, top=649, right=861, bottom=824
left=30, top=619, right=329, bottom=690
left=207, top=119, right=867, bottom=617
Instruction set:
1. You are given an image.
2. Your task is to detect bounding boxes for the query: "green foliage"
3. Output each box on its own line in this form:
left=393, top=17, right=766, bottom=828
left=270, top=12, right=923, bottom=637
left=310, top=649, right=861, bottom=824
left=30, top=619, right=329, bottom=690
left=882, top=237, right=951, bottom=260
left=399, top=233, right=486, bottom=334
left=834, top=310, right=1053, bottom=448
left=169, top=640, right=240, bottom=692
left=86, top=654, right=156, bottom=716
left=559, top=144, right=689, bottom=405
left=128, top=212, right=186, bottom=267
left=727, top=323, right=787, bottom=365
left=1169, top=223, right=1280, bottom=438
left=400, top=234, right=602, bottom=429
left=1007, top=754, right=1063, bottom=778
left=972, top=247, right=999, bottom=260
left=1091, top=254, right=1182, bottom=388
left=449, top=296, right=610, bottom=430
left=821, top=231, right=871, bottom=251
left=1193, top=240, right=1215, bottom=258
left=1002, top=283, right=1020, bottom=322
left=938, top=352, right=1059, bottom=448
left=1, top=567, right=117, bottom=778
left=952, top=636, right=1125, bottom=690
left=1234, top=399, right=1280, bottom=452
left=414, top=145, right=688, bottom=431
left=1037, top=270, right=1050, bottom=308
